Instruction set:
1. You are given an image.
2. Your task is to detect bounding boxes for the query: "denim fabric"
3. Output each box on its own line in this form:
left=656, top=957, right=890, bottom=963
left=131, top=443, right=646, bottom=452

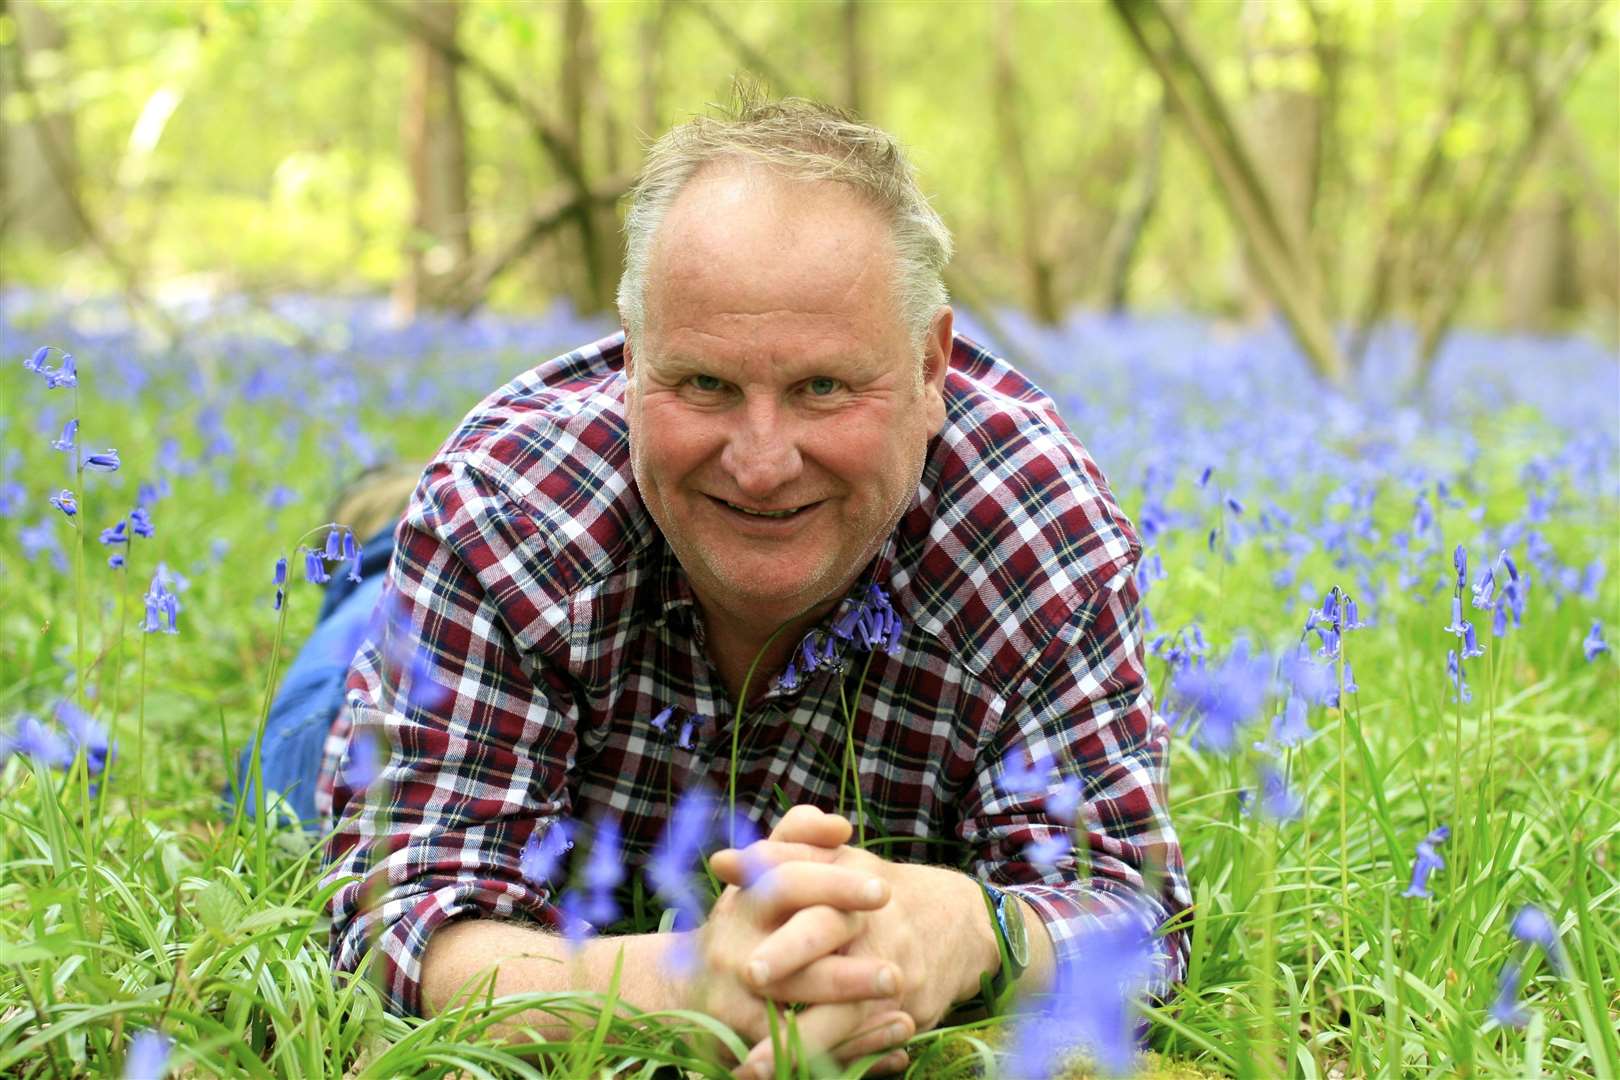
left=224, top=528, right=395, bottom=827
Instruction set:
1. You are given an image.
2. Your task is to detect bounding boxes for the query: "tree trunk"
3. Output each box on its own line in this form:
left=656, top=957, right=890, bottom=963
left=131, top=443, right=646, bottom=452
left=392, top=0, right=471, bottom=319
left=993, top=7, right=1059, bottom=325
left=1500, top=188, right=1578, bottom=331
left=842, top=0, right=865, bottom=116
left=560, top=0, right=618, bottom=314
left=0, top=0, right=85, bottom=251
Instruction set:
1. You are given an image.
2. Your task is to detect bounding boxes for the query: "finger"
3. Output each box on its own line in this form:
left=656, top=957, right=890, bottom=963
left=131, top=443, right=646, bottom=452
left=770, top=804, right=853, bottom=847
left=754, top=953, right=899, bottom=1005
left=867, top=1048, right=910, bottom=1076
left=745, top=905, right=862, bottom=988
left=710, top=838, right=842, bottom=887
left=741, top=861, right=890, bottom=923
left=739, top=1005, right=911, bottom=1079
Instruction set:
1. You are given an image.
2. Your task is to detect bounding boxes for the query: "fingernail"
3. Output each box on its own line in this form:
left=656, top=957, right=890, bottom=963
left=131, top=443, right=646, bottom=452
left=747, top=959, right=770, bottom=986
left=889, top=1023, right=908, bottom=1043
left=863, top=878, right=885, bottom=903
left=874, top=966, right=897, bottom=995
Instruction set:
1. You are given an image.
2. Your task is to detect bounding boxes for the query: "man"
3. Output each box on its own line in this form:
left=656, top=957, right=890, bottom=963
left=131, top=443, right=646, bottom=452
left=322, top=96, right=1189, bottom=1077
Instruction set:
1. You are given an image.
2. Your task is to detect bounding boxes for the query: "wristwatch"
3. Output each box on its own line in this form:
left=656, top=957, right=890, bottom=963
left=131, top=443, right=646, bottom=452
left=977, top=882, right=1030, bottom=1014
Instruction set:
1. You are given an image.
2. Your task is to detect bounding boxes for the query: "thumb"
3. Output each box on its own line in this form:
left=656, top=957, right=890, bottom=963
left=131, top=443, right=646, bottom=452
left=770, top=804, right=853, bottom=847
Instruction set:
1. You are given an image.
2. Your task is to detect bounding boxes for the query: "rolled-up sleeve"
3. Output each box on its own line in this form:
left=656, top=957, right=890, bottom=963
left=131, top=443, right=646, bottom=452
left=323, top=457, right=578, bottom=1017
left=960, top=567, right=1191, bottom=996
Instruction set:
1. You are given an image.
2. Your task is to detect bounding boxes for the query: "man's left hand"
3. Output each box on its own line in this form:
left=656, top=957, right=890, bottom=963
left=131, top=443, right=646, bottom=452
left=709, top=808, right=999, bottom=1078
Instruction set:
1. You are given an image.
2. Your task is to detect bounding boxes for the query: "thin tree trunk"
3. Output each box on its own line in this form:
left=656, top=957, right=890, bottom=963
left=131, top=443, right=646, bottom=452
left=994, top=7, right=1059, bottom=325
left=0, top=0, right=82, bottom=250
left=393, top=0, right=471, bottom=319
left=842, top=0, right=865, bottom=116
left=1102, top=101, right=1164, bottom=313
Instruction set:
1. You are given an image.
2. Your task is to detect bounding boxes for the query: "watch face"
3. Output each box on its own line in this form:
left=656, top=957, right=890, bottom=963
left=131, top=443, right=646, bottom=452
left=1003, top=894, right=1031, bottom=969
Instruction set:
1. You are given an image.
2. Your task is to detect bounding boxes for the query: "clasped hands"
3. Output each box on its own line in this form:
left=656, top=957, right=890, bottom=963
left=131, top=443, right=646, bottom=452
left=686, top=805, right=982, bottom=1079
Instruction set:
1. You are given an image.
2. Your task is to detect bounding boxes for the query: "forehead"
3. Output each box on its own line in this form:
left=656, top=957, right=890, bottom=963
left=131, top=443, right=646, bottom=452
left=643, top=163, right=906, bottom=357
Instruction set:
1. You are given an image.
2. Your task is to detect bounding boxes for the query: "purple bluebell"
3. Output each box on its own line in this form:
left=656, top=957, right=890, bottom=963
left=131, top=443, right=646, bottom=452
left=1453, top=545, right=1468, bottom=589
left=520, top=818, right=575, bottom=887
left=304, top=550, right=330, bottom=585
left=1198, top=465, right=1213, bottom=487
left=1509, top=904, right=1563, bottom=972
left=1583, top=621, right=1608, bottom=662
left=343, top=728, right=381, bottom=792
left=99, top=519, right=128, bottom=546
left=273, top=556, right=287, bottom=586
left=44, top=354, right=77, bottom=390
left=24, top=346, right=51, bottom=374
left=557, top=888, right=592, bottom=951
left=1258, top=765, right=1303, bottom=822
left=1168, top=640, right=1272, bottom=752
left=51, top=419, right=77, bottom=453
left=50, top=489, right=77, bottom=516
left=1402, top=824, right=1449, bottom=899
left=83, top=449, right=121, bottom=472
left=1461, top=622, right=1484, bottom=659
left=10, top=714, right=73, bottom=769
left=650, top=705, right=674, bottom=734
left=649, top=787, right=720, bottom=933
left=124, top=1028, right=172, bottom=1079
left=997, top=748, right=1055, bottom=796
left=324, top=527, right=345, bottom=561
left=1023, top=833, right=1070, bottom=871
left=108, top=553, right=125, bottom=569
left=583, top=816, right=624, bottom=926
left=1225, top=495, right=1244, bottom=517
left=1007, top=901, right=1155, bottom=1077
left=1472, top=566, right=1496, bottom=609
left=1270, top=695, right=1313, bottom=747
left=57, top=699, right=111, bottom=777
left=1446, top=649, right=1472, bottom=704
left=142, top=574, right=180, bottom=634
left=1046, top=776, right=1082, bottom=825
left=1489, top=960, right=1529, bottom=1028
left=346, top=543, right=363, bottom=584
left=1443, top=596, right=1470, bottom=637
left=129, top=506, right=153, bottom=538
left=676, top=718, right=696, bottom=750
left=1491, top=601, right=1509, bottom=638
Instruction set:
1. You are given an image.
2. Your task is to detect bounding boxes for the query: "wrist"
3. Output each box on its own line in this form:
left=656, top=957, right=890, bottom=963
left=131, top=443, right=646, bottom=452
left=954, top=871, right=1004, bottom=1004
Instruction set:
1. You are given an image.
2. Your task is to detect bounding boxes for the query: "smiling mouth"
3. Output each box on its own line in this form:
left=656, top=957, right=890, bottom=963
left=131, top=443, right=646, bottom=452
left=712, top=497, right=815, bottom=519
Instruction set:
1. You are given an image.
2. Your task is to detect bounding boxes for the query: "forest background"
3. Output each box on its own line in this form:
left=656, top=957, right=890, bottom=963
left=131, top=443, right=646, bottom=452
left=2, top=0, right=1616, bottom=375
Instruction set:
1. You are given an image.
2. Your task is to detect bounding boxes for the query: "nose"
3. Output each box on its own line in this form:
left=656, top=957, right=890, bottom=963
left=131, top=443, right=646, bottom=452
left=719, top=395, right=803, bottom=499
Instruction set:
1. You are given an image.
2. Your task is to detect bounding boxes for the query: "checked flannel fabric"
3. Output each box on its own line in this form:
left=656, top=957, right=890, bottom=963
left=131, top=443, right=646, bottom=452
left=320, top=331, right=1191, bottom=1017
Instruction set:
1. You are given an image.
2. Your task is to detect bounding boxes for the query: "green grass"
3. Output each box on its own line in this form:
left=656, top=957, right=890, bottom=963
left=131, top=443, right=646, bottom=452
left=0, top=333, right=1615, bottom=1079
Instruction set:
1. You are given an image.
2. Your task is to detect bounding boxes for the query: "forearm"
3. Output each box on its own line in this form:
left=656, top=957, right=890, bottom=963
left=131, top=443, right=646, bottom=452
left=934, top=868, right=1056, bottom=1003
left=421, top=919, right=692, bottom=1037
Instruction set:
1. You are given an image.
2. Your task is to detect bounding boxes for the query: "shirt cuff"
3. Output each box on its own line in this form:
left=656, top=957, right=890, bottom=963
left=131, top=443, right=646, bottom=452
left=998, top=880, right=1186, bottom=1001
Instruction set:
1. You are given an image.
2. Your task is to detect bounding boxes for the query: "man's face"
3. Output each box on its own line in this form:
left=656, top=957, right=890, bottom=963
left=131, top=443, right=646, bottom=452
left=625, top=164, right=949, bottom=636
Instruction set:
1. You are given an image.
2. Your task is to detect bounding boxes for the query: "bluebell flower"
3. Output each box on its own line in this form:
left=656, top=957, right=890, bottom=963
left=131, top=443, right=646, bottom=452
left=1169, top=640, right=1272, bottom=752
left=583, top=816, right=624, bottom=926
left=557, top=888, right=592, bottom=951
left=1491, top=601, right=1509, bottom=639
left=650, top=705, right=674, bottom=733
left=1583, top=621, right=1608, bottom=662
left=1258, top=764, right=1303, bottom=821
left=650, top=787, right=720, bottom=939
left=323, top=526, right=345, bottom=561
left=57, top=699, right=111, bottom=777
left=1225, top=496, right=1244, bottom=517
left=1198, top=465, right=1213, bottom=487
left=1446, top=649, right=1471, bottom=704
left=676, top=717, right=696, bottom=750
left=50, top=489, right=78, bottom=517
left=44, top=353, right=77, bottom=389
left=345, top=542, right=362, bottom=584
left=343, top=727, right=381, bottom=792
left=1509, top=904, right=1563, bottom=972
left=1489, top=960, right=1529, bottom=1028
left=124, top=1028, right=172, bottom=1079
left=520, top=818, right=575, bottom=887
left=1046, top=776, right=1082, bottom=824
left=142, top=573, right=180, bottom=634
left=24, top=346, right=51, bottom=374
left=108, top=553, right=125, bottom=569
left=1453, top=545, right=1468, bottom=590
left=1472, top=566, right=1496, bottom=609
left=99, top=519, right=128, bottom=546
left=51, top=419, right=77, bottom=453
left=1007, top=901, right=1155, bottom=1077
left=1402, top=825, right=1449, bottom=899
left=1023, top=833, right=1070, bottom=871
left=1270, top=695, right=1313, bottom=747
left=83, top=449, right=121, bottom=472
left=129, top=506, right=154, bottom=538
left=996, top=748, right=1055, bottom=796
left=273, top=556, right=287, bottom=586
left=1461, top=622, right=1485, bottom=660
left=1443, top=596, right=1470, bottom=637
left=11, top=714, right=73, bottom=768
left=304, top=549, right=330, bottom=585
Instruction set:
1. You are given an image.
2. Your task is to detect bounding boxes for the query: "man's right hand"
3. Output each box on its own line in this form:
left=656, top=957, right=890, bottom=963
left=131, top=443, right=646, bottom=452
left=685, top=806, right=915, bottom=1077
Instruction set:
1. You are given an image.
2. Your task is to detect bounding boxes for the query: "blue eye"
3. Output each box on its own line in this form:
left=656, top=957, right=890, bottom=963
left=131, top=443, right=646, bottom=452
left=807, top=377, right=841, bottom=396
left=690, top=374, right=725, bottom=392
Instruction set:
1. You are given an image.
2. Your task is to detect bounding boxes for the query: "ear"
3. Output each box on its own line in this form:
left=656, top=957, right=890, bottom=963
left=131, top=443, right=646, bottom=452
left=920, top=305, right=952, bottom=435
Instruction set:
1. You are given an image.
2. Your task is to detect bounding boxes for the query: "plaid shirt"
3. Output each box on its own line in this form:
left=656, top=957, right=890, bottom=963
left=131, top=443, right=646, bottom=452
left=321, top=332, right=1190, bottom=1018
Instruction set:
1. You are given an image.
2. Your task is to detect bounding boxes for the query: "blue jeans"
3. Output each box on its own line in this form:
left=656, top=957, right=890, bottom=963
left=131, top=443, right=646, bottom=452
left=224, top=528, right=396, bottom=828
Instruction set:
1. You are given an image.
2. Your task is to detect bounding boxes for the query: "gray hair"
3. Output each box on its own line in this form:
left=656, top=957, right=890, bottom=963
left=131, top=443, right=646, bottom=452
left=616, top=94, right=953, bottom=354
